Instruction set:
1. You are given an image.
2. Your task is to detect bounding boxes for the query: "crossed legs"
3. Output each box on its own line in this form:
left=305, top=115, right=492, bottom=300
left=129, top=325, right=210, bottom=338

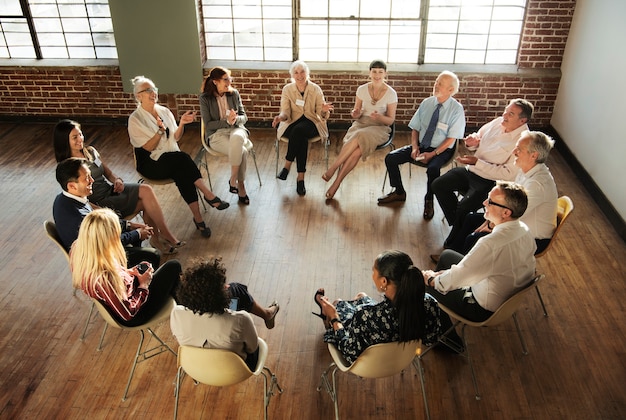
left=322, top=139, right=362, bottom=199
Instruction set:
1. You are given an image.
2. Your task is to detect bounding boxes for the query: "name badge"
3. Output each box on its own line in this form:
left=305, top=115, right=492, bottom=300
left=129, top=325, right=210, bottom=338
left=437, top=122, right=449, bottom=131
left=94, top=156, right=102, bottom=167
left=296, top=99, right=305, bottom=107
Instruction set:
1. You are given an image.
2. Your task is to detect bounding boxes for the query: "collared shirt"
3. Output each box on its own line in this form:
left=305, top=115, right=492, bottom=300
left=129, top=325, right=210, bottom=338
left=470, top=117, right=528, bottom=181
left=433, top=220, right=536, bottom=312
left=516, top=163, right=558, bottom=239
left=408, top=96, right=466, bottom=149
left=170, top=305, right=259, bottom=361
left=62, top=190, right=89, bottom=204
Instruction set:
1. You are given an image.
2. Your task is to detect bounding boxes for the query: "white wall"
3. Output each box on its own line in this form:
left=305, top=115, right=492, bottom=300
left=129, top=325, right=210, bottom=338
left=551, top=0, right=626, bottom=220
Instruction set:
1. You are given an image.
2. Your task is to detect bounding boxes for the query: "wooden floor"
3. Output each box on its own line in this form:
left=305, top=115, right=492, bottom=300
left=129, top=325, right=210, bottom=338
left=0, top=122, right=625, bottom=420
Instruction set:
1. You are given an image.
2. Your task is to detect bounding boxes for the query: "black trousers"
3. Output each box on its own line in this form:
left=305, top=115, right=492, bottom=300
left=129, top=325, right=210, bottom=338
left=385, top=144, right=455, bottom=199
left=282, top=116, right=320, bottom=173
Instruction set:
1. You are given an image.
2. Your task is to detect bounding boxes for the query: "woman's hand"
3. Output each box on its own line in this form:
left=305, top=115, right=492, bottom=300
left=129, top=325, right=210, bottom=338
left=350, top=108, right=363, bottom=119
left=319, top=295, right=339, bottom=320
left=226, top=109, right=237, bottom=125
left=179, top=110, right=196, bottom=126
left=112, top=177, right=124, bottom=193
left=131, top=263, right=154, bottom=289
left=322, top=102, right=334, bottom=114
left=272, top=114, right=285, bottom=128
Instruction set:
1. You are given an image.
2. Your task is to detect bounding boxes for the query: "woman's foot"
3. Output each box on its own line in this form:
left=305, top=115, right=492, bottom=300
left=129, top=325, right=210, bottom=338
left=238, top=194, right=250, bottom=205
left=264, top=301, right=280, bottom=329
left=150, top=235, right=179, bottom=254
left=277, top=168, right=289, bottom=180
left=296, top=180, right=306, bottom=196
left=193, top=219, right=211, bottom=238
left=204, top=195, right=230, bottom=210
left=228, top=180, right=238, bottom=194
left=325, top=183, right=339, bottom=200
left=321, top=171, right=332, bottom=182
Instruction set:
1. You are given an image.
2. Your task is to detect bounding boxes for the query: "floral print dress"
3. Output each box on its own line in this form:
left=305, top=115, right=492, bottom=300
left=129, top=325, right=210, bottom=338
left=323, top=294, right=443, bottom=364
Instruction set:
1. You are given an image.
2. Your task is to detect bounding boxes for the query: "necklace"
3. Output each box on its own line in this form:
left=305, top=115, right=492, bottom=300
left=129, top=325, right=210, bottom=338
left=369, top=83, right=386, bottom=105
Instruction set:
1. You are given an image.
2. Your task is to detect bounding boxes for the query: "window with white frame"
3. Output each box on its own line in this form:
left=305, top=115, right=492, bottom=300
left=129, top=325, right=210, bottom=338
left=0, top=0, right=116, bottom=59
left=202, top=0, right=527, bottom=65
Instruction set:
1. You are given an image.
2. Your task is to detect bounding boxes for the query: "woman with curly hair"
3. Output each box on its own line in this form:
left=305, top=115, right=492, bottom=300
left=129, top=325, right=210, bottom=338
left=170, top=258, right=279, bottom=370
left=70, top=208, right=181, bottom=327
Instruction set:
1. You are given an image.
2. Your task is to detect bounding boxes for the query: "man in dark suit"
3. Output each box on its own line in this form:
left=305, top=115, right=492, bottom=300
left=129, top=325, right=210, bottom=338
left=53, top=157, right=160, bottom=268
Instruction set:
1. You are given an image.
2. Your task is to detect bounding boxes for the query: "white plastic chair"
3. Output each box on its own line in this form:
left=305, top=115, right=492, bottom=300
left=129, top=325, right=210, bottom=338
left=435, top=274, right=544, bottom=400
left=173, top=337, right=283, bottom=420
left=92, top=297, right=177, bottom=401
left=317, top=339, right=429, bottom=419
left=44, top=220, right=98, bottom=341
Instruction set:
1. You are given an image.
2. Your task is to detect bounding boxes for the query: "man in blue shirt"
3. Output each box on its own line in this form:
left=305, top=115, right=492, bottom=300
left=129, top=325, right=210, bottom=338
left=378, top=71, right=466, bottom=220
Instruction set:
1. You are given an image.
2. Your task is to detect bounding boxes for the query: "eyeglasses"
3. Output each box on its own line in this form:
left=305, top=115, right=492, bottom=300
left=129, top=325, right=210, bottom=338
left=139, top=87, right=158, bottom=94
left=220, top=77, right=233, bottom=83
left=487, top=198, right=511, bottom=211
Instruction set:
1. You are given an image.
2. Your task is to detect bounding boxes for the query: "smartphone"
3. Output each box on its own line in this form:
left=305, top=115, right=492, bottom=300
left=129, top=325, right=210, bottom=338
left=137, top=262, right=150, bottom=274
left=229, top=298, right=239, bottom=311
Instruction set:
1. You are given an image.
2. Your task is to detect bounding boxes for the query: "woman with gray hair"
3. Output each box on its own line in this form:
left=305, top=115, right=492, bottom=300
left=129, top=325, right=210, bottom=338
left=272, top=60, right=333, bottom=196
left=128, top=75, right=229, bottom=239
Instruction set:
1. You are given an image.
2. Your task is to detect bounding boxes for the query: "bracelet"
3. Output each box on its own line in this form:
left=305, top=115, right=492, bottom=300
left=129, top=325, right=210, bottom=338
left=435, top=149, right=441, bottom=155
left=330, top=318, right=341, bottom=326
left=427, top=276, right=434, bottom=287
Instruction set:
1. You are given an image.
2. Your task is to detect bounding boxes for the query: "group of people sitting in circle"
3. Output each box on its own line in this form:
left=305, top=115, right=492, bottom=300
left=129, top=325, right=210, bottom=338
left=51, top=58, right=559, bottom=373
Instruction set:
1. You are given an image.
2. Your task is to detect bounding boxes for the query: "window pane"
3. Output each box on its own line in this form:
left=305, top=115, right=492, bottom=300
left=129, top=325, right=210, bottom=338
left=0, top=0, right=23, bottom=15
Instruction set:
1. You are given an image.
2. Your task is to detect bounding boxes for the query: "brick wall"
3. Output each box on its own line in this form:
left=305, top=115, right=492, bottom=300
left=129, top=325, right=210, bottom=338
left=0, top=0, right=575, bottom=129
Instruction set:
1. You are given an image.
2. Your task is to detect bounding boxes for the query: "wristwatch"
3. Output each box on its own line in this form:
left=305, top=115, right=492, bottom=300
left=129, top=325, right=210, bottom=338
left=157, top=128, right=165, bottom=136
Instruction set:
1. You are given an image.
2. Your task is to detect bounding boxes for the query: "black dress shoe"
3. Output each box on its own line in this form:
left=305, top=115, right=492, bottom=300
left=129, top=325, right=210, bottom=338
left=296, top=180, right=306, bottom=196
left=277, top=168, right=289, bottom=180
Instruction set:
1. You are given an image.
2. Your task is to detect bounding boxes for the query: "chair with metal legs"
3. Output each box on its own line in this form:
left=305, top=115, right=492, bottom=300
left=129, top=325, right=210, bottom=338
left=433, top=274, right=544, bottom=400
left=317, top=339, right=429, bottom=420
left=199, top=121, right=262, bottom=190
left=44, top=220, right=99, bottom=341
left=92, top=297, right=177, bottom=401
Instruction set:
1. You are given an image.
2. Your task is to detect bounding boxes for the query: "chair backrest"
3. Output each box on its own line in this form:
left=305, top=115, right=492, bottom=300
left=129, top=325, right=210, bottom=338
left=440, top=274, right=544, bottom=328
left=535, top=195, right=574, bottom=258
left=177, top=338, right=271, bottom=386
left=44, top=220, right=70, bottom=262
left=200, top=120, right=226, bottom=157
left=329, top=339, right=420, bottom=378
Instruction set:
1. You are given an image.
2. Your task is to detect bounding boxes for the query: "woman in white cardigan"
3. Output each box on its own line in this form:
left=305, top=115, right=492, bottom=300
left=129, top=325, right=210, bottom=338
left=128, top=75, right=229, bottom=239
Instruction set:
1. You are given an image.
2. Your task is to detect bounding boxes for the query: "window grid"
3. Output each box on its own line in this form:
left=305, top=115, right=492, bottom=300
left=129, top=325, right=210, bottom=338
left=0, top=0, right=116, bottom=59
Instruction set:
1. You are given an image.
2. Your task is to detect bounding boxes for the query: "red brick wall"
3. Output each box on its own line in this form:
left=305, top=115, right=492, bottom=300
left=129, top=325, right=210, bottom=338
left=0, top=0, right=575, bottom=129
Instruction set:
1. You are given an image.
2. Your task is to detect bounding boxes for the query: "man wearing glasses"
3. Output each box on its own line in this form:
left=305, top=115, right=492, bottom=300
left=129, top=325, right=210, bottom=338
left=422, top=181, right=536, bottom=323
left=432, top=98, right=534, bottom=249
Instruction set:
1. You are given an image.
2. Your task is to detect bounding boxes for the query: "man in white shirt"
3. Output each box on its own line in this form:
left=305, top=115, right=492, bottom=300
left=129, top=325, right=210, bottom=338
left=432, top=99, right=534, bottom=248
left=441, top=130, right=558, bottom=255
left=423, top=181, right=536, bottom=322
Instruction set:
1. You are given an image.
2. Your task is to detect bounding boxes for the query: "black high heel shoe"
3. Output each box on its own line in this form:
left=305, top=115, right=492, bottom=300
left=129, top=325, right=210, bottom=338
left=277, top=168, right=289, bottom=180
left=238, top=195, right=250, bottom=205
left=228, top=181, right=238, bottom=194
left=312, top=289, right=326, bottom=320
left=193, top=219, right=212, bottom=238
left=204, top=195, right=229, bottom=210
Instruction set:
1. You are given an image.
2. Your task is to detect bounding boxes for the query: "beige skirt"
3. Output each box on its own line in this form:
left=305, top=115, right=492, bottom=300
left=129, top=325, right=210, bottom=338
left=342, top=117, right=392, bottom=161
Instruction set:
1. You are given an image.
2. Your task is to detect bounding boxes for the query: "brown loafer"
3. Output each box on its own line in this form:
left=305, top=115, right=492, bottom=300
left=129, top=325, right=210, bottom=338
left=423, top=199, right=434, bottom=220
left=377, top=190, right=406, bottom=205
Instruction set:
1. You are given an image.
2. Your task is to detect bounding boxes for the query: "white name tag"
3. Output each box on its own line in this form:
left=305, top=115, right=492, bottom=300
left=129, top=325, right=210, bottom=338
left=437, top=122, right=448, bottom=131
left=94, top=156, right=102, bottom=167
left=296, top=99, right=305, bottom=107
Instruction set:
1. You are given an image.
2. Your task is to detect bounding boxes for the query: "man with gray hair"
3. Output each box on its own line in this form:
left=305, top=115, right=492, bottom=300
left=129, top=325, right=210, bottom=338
left=442, top=130, right=558, bottom=256
left=423, top=181, right=536, bottom=323
left=379, top=70, right=466, bottom=220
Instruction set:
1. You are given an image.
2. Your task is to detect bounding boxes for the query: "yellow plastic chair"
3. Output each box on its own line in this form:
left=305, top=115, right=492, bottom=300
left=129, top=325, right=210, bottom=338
left=436, top=274, right=544, bottom=400
left=92, top=297, right=177, bottom=401
left=44, top=220, right=97, bottom=340
left=173, top=337, right=283, bottom=420
left=533, top=196, right=574, bottom=316
left=200, top=120, right=262, bottom=190
left=317, top=339, right=429, bottom=420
